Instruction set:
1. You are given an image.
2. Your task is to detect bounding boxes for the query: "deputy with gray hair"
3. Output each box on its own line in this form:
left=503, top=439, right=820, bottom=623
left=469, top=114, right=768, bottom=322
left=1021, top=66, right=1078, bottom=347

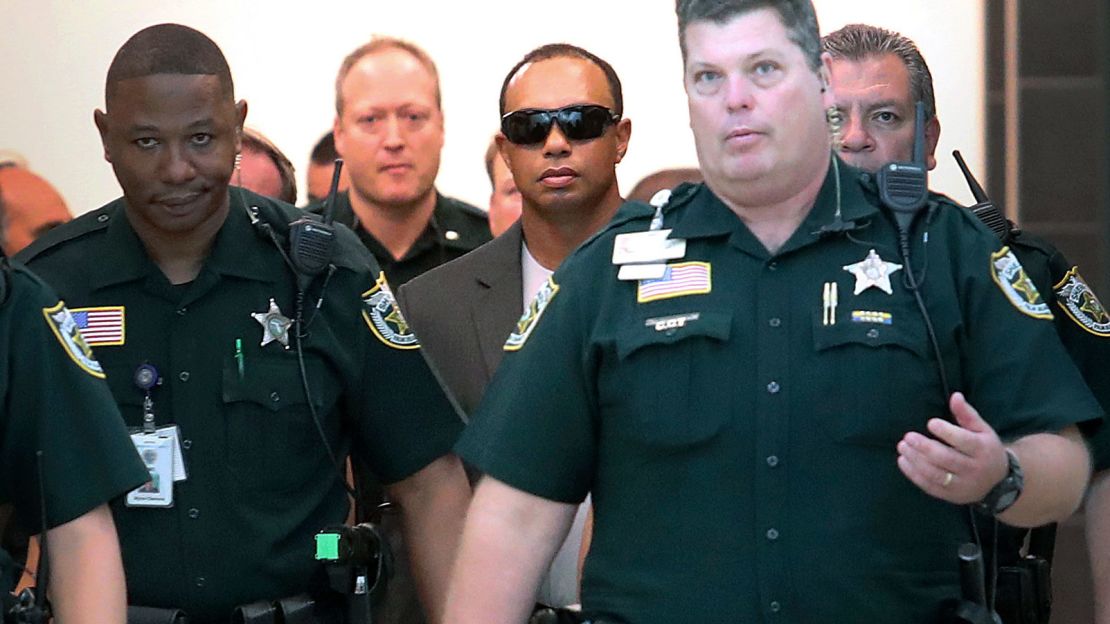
left=444, top=1, right=1099, bottom=622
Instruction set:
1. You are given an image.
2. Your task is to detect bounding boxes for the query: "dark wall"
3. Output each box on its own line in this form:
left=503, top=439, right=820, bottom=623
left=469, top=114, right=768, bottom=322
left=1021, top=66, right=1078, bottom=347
left=986, top=0, right=1110, bottom=294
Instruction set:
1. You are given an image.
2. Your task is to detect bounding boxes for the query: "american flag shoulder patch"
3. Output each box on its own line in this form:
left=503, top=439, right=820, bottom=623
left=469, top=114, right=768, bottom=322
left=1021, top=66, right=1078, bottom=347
left=70, top=306, right=126, bottom=346
left=636, top=261, right=712, bottom=303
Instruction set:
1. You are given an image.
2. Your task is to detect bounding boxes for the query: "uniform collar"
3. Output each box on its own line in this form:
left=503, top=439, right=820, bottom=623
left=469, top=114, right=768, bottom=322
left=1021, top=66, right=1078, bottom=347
left=90, top=190, right=275, bottom=292
left=669, top=156, right=881, bottom=254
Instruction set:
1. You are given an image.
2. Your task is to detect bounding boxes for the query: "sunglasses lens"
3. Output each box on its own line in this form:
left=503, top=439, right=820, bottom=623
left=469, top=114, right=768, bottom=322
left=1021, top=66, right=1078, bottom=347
left=557, top=106, right=613, bottom=141
left=502, top=106, right=617, bottom=145
left=502, top=111, right=553, bottom=145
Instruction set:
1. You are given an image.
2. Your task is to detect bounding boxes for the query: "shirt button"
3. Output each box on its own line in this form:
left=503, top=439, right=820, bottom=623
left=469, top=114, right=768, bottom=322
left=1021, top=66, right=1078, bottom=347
left=188, top=508, right=200, bottom=519
left=770, top=600, right=782, bottom=613
left=97, top=214, right=110, bottom=223
left=766, top=455, right=779, bottom=467
left=176, top=307, right=187, bottom=316
left=182, top=439, right=193, bottom=450
left=867, top=328, right=880, bottom=339
left=195, top=576, right=206, bottom=588
left=767, top=381, right=780, bottom=394
left=445, top=230, right=460, bottom=241
left=178, top=371, right=190, bottom=382
left=767, top=261, right=778, bottom=271
left=766, top=528, right=779, bottom=541
left=768, top=318, right=782, bottom=328
left=270, top=391, right=281, bottom=403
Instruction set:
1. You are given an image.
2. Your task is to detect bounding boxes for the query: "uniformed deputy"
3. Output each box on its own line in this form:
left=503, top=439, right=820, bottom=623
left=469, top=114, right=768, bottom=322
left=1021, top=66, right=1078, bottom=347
left=314, top=36, right=492, bottom=289
left=443, top=2, right=1100, bottom=622
left=823, top=23, right=1110, bottom=621
left=17, top=24, right=470, bottom=624
left=0, top=259, right=147, bottom=624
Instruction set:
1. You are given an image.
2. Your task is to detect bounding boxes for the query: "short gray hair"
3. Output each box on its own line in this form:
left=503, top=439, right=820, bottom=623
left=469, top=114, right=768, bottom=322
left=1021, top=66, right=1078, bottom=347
left=822, top=23, right=936, bottom=120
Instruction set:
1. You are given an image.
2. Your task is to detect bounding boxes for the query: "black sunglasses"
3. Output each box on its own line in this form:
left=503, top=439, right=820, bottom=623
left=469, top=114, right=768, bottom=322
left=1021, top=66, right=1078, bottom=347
left=501, top=104, right=621, bottom=145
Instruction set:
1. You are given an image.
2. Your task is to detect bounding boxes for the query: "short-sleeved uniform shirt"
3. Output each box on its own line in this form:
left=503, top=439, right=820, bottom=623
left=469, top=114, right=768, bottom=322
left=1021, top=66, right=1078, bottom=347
left=1001, top=225, right=1110, bottom=467
left=313, top=191, right=492, bottom=287
left=458, top=162, right=1102, bottom=624
left=0, top=261, right=146, bottom=533
left=18, top=189, right=464, bottom=624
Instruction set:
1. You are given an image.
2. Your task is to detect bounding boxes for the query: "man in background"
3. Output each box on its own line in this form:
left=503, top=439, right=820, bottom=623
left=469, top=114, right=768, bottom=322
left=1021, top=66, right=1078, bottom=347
left=327, top=37, right=490, bottom=287
left=484, top=136, right=522, bottom=238
left=235, top=127, right=297, bottom=204
left=0, top=162, right=71, bottom=256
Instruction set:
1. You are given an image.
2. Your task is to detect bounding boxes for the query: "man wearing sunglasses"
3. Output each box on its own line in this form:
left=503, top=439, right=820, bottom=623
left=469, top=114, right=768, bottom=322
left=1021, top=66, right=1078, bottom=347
left=444, top=1, right=1099, bottom=623
left=397, top=43, right=630, bottom=611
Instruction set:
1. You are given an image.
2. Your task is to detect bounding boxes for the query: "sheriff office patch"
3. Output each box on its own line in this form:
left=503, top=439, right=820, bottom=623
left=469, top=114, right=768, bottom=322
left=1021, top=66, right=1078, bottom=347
left=42, top=301, right=105, bottom=378
left=1055, top=267, right=1110, bottom=337
left=505, top=276, right=559, bottom=352
left=990, top=247, right=1053, bottom=320
left=361, top=273, right=419, bottom=350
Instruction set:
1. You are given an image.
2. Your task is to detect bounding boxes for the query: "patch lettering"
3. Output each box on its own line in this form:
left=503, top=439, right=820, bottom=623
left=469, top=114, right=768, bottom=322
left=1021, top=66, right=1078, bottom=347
left=1055, top=267, right=1110, bottom=336
left=645, top=312, right=701, bottom=332
left=504, top=276, right=559, bottom=351
left=990, top=247, right=1053, bottom=320
left=362, top=273, right=419, bottom=350
left=42, top=301, right=105, bottom=378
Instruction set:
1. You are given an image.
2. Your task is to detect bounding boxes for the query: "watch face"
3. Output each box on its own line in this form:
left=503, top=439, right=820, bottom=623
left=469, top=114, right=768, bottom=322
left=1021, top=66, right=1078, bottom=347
left=995, top=487, right=1021, bottom=513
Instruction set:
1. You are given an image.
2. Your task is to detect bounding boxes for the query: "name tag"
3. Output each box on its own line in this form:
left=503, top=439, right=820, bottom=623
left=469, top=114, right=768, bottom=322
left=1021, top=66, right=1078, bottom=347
left=612, top=230, right=687, bottom=265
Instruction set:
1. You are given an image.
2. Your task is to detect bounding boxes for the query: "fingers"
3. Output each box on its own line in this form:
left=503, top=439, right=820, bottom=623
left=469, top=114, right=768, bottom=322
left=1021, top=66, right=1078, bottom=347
left=949, top=392, right=989, bottom=433
left=897, top=433, right=980, bottom=504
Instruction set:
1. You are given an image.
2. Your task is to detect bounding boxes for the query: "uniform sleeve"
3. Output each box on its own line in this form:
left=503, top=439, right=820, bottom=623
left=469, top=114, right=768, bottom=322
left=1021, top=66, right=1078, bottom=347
left=0, top=267, right=147, bottom=531
left=955, top=235, right=1104, bottom=440
left=455, top=270, right=598, bottom=504
left=348, top=273, right=465, bottom=484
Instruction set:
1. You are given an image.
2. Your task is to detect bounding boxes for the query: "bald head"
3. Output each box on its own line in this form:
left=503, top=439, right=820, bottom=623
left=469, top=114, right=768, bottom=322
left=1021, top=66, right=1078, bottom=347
left=105, top=23, right=233, bottom=109
left=0, top=167, right=71, bottom=255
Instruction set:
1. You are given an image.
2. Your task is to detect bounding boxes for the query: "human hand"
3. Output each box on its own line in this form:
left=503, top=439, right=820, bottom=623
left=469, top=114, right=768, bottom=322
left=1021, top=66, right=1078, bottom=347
left=896, top=392, right=1009, bottom=504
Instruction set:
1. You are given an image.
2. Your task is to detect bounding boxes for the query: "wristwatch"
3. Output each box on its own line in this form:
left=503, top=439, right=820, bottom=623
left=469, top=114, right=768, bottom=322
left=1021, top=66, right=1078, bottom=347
left=976, top=448, right=1024, bottom=515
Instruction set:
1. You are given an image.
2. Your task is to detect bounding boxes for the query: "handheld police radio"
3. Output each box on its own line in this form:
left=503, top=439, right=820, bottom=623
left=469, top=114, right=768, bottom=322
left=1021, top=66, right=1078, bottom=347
left=878, top=101, right=930, bottom=237
left=952, top=150, right=1013, bottom=242
left=288, top=159, right=344, bottom=291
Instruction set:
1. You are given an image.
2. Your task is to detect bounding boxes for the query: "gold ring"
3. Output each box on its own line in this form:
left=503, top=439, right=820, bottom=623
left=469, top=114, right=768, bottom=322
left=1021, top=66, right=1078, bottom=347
left=942, top=472, right=954, bottom=487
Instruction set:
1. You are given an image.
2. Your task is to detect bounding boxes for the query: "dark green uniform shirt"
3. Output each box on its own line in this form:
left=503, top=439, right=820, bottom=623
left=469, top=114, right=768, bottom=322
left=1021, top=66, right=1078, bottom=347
left=457, top=162, right=1102, bottom=624
left=18, top=190, right=463, bottom=623
left=313, top=191, right=491, bottom=287
left=0, top=261, right=146, bottom=533
left=1002, top=226, right=1110, bottom=468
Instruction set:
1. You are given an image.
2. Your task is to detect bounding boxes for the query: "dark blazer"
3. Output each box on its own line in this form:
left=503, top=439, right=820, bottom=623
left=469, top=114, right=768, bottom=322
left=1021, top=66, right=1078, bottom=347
left=397, top=221, right=525, bottom=416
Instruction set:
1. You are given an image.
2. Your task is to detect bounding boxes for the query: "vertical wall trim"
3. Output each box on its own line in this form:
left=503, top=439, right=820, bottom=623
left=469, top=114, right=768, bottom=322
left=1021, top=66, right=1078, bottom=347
left=1004, top=0, right=1021, bottom=221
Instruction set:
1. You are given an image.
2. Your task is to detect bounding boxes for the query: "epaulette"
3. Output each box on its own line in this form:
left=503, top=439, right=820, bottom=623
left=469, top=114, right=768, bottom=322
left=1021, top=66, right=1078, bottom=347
left=16, top=202, right=119, bottom=265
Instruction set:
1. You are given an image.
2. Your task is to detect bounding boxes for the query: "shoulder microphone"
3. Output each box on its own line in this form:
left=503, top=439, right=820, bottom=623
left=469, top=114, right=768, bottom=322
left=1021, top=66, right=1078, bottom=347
left=878, top=101, right=929, bottom=236
left=288, top=159, right=343, bottom=291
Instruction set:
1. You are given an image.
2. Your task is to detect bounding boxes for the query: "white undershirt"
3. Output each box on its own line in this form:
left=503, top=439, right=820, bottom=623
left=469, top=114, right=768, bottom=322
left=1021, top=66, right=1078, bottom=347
left=521, top=242, right=554, bottom=312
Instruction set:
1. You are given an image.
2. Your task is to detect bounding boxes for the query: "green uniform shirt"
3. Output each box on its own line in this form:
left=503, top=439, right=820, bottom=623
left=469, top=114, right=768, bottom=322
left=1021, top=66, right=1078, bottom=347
left=1002, top=226, right=1110, bottom=468
left=457, top=161, right=1101, bottom=624
left=0, top=261, right=146, bottom=533
left=18, top=190, right=463, bottom=623
left=313, top=191, right=491, bottom=287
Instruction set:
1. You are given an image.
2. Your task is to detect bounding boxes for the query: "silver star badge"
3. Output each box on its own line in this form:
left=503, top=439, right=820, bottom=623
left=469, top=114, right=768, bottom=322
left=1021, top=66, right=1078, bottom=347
left=251, top=298, right=292, bottom=348
left=843, top=249, right=903, bottom=295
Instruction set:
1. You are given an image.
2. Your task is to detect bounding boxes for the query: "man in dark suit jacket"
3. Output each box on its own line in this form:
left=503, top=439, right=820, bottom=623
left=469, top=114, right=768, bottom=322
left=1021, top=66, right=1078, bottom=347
left=397, top=43, right=632, bottom=610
